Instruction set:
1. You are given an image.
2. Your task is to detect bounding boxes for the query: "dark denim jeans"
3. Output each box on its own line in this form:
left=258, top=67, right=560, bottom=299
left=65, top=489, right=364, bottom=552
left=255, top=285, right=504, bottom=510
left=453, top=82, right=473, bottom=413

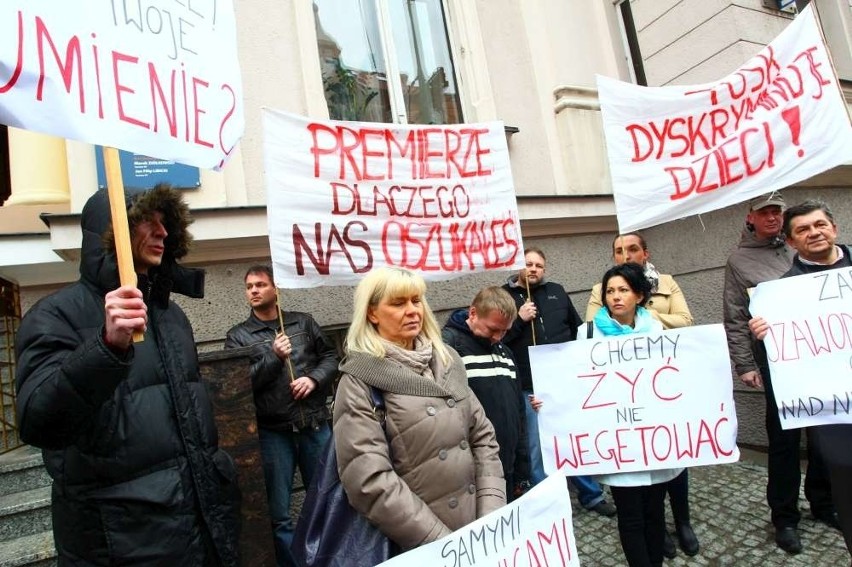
left=259, top=423, right=331, bottom=567
left=523, top=390, right=605, bottom=509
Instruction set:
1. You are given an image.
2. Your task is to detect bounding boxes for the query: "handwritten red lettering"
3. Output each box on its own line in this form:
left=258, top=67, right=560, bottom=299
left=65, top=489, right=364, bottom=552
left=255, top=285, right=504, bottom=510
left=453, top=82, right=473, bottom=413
left=380, top=217, right=519, bottom=272
left=552, top=413, right=736, bottom=471
left=0, top=11, right=25, bottom=93
left=5, top=11, right=233, bottom=151
left=36, top=16, right=84, bottom=112
left=580, top=373, right=614, bottom=410
left=307, top=123, right=493, bottom=181
left=292, top=221, right=372, bottom=276
left=764, top=312, right=852, bottom=362
left=651, top=358, right=683, bottom=401
left=329, top=182, right=470, bottom=219
left=623, top=43, right=832, bottom=198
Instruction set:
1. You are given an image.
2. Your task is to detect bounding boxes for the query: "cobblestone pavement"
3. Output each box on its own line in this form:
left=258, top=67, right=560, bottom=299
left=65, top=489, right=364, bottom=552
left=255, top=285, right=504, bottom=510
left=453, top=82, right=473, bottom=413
left=570, top=458, right=849, bottom=566
left=289, top=454, right=848, bottom=565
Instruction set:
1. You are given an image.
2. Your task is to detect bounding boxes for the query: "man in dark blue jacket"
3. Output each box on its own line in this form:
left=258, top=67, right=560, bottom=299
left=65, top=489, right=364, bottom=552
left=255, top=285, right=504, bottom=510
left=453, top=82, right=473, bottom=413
left=502, top=247, right=616, bottom=517
left=442, top=286, right=530, bottom=501
left=225, top=265, right=338, bottom=567
left=16, top=185, right=240, bottom=566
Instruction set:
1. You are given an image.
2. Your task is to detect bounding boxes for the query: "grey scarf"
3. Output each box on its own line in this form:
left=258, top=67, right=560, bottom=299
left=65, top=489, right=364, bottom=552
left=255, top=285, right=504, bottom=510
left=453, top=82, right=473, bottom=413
left=381, top=336, right=436, bottom=382
left=644, top=261, right=660, bottom=294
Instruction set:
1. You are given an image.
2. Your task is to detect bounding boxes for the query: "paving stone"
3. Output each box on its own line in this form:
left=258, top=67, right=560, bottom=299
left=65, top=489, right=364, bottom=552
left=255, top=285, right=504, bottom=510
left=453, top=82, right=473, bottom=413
left=569, top=457, right=849, bottom=565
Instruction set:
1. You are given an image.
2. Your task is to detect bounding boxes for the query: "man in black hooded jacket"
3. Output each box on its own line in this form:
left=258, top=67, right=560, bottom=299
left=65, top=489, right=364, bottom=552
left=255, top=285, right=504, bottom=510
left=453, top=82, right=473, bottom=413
left=15, top=184, right=240, bottom=566
left=442, top=286, right=530, bottom=501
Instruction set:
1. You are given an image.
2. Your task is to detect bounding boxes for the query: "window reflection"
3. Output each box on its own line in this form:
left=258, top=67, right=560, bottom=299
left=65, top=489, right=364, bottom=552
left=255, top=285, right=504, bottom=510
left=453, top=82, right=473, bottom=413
left=314, top=2, right=390, bottom=122
left=314, top=0, right=462, bottom=125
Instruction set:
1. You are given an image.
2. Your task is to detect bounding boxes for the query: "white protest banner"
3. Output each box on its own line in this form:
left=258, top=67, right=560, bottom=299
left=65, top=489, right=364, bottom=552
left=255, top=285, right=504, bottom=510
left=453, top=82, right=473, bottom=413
left=263, top=108, right=524, bottom=288
left=0, top=1, right=244, bottom=170
left=378, top=474, right=578, bottom=567
left=749, top=267, right=852, bottom=429
left=530, top=325, right=739, bottom=476
left=598, top=4, right=852, bottom=233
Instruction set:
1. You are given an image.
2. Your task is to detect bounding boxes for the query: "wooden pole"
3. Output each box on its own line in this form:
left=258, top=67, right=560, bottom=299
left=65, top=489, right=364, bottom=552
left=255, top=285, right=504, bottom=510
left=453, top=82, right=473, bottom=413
left=275, top=288, right=296, bottom=384
left=276, top=287, right=304, bottom=424
left=525, top=276, right=536, bottom=346
left=103, top=147, right=144, bottom=343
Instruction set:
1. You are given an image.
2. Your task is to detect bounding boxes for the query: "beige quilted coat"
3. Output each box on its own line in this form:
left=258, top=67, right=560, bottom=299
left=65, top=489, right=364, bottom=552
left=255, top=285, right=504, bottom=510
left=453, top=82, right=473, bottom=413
left=333, top=349, right=506, bottom=550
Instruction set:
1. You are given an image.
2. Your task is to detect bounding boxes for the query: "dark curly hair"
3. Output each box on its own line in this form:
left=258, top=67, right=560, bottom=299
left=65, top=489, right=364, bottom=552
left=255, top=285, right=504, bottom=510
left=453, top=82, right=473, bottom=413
left=102, top=183, right=193, bottom=260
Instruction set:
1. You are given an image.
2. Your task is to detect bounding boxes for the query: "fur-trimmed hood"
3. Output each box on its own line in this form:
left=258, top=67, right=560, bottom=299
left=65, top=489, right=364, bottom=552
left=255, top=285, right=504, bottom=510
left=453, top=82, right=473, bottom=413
left=80, top=184, right=204, bottom=304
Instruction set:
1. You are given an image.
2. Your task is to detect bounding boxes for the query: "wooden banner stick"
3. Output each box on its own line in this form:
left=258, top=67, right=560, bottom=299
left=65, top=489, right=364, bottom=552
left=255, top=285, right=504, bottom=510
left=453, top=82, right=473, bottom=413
left=275, top=288, right=297, bottom=384
left=525, top=275, right=536, bottom=346
left=103, top=146, right=144, bottom=343
left=275, top=287, right=305, bottom=424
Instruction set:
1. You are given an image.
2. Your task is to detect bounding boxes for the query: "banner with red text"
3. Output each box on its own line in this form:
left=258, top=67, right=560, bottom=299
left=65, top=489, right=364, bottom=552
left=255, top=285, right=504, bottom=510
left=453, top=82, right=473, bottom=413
left=530, top=325, right=739, bottom=476
left=378, top=474, right=578, bottom=567
left=598, top=4, right=852, bottom=233
left=0, top=1, right=244, bottom=170
left=263, top=109, right=524, bottom=288
left=749, top=267, right=852, bottom=429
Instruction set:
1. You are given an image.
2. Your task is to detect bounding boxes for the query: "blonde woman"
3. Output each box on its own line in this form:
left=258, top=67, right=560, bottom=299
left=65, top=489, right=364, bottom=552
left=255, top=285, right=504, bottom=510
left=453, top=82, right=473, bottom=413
left=333, top=267, right=505, bottom=551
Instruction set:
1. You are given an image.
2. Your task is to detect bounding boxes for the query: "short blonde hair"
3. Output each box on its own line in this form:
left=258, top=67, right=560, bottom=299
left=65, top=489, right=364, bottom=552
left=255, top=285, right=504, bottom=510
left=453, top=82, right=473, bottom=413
left=345, top=267, right=450, bottom=364
left=471, top=286, right=517, bottom=323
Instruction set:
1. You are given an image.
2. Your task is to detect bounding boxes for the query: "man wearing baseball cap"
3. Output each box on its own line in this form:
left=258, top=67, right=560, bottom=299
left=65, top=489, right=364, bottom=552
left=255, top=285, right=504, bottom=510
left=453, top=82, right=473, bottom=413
left=723, top=191, right=835, bottom=554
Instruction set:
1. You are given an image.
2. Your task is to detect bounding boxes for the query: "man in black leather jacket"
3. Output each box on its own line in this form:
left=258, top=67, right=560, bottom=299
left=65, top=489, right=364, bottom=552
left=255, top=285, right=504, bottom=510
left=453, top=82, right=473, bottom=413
left=16, top=184, right=240, bottom=566
left=225, top=265, right=338, bottom=567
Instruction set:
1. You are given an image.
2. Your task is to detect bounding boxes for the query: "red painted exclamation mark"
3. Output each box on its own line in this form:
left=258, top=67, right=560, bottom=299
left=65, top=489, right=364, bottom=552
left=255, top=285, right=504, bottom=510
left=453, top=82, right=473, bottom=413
left=781, top=106, right=804, bottom=158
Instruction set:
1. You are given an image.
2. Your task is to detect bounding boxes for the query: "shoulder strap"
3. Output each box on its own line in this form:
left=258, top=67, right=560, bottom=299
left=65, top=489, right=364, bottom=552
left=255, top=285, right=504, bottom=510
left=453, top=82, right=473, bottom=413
left=369, top=386, right=387, bottom=430
left=586, top=321, right=594, bottom=339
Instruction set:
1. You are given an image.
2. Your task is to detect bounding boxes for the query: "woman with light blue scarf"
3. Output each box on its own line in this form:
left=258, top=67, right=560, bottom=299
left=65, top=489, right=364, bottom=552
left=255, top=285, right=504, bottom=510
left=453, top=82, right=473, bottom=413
left=582, top=262, right=683, bottom=567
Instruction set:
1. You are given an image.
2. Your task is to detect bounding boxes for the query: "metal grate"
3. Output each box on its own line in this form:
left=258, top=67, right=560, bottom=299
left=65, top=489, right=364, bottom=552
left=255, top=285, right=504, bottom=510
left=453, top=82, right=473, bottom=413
left=0, top=278, right=21, bottom=453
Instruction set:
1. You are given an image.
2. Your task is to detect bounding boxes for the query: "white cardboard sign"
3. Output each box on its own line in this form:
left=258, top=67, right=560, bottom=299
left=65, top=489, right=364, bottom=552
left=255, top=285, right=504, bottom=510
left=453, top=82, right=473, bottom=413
left=749, top=266, right=852, bottom=429
left=0, top=1, right=244, bottom=169
left=530, top=325, right=739, bottom=476
left=378, top=474, right=579, bottom=567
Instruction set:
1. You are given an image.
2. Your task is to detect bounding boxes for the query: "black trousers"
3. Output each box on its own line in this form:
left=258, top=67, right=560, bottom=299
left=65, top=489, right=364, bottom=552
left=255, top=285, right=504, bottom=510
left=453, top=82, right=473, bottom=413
left=811, top=424, right=852, bottom=555
left=763, top=367, right=834, bottom=528
left=665, top=469, right=690, bottom=526
left=610, top=483, right=667, bottom=567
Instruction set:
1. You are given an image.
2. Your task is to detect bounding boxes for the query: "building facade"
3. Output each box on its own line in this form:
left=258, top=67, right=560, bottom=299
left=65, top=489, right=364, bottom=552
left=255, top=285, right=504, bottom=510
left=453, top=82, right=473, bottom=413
left=0, top=0, right=850, bottom=357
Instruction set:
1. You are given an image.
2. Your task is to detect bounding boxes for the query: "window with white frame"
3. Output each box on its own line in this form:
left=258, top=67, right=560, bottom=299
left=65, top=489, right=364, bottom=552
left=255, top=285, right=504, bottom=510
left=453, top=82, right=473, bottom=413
left=313, top=0, right=463, bottom=124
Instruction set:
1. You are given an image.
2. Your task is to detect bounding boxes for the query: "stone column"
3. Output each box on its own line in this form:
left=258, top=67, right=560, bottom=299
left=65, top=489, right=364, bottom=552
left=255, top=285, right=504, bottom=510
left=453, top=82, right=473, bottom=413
left=5, top=128, right=70, bottom=205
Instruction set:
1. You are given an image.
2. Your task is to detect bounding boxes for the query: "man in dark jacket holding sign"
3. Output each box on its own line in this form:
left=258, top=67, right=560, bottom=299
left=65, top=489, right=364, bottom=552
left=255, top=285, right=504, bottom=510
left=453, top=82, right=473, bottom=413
left=225, top=265, right=339, bottom=567
left=502, top=247, right=616, bottom=517
left=725, top=193, right=834, bottom=555
left=750, top=199, right=850, bottom=556
left=15, top=185, right=240, bottom=566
